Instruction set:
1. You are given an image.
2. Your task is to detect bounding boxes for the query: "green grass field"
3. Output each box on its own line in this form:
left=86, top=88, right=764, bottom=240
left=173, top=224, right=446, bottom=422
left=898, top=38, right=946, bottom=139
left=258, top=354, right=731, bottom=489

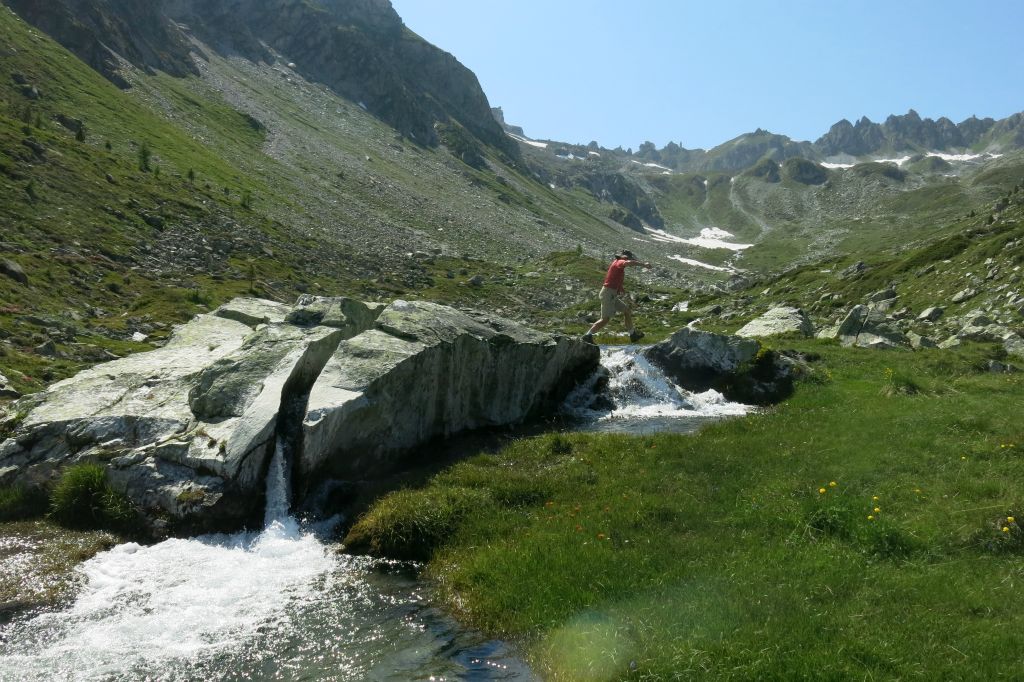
left=347, top=340, right=1024, bottom=680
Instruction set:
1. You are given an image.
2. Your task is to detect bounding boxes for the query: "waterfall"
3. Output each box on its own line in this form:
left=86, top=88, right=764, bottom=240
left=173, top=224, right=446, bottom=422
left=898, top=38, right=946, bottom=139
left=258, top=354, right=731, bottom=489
left=0, top=433, right=535, bottom=680
left=263, top=438, right=293, bottom=529
left=562, top=345, right=750, bottom=432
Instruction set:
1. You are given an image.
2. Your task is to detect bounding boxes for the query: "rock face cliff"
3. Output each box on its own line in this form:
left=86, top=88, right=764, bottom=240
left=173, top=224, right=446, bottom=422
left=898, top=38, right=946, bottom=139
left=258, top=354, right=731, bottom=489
left=0, top=297, right=597, bottom=533
left=4, top=0, right=198, bottom=87
left=7, top=0, right=516, bottom=157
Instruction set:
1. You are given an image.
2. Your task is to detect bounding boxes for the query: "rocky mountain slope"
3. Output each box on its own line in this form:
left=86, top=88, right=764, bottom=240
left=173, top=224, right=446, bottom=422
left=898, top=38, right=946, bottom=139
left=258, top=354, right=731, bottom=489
left=0, top=0, right=1022, bottom=400
left=623, top=109, right=1024, bottom=172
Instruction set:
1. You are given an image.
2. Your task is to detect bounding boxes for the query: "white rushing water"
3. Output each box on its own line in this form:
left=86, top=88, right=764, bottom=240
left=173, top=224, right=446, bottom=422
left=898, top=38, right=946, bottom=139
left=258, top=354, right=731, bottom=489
left=563, top=346, right=750, bottom=432
left=0, top=442, right=336, bottom=680
left=0, top=441, right=535, bottom=680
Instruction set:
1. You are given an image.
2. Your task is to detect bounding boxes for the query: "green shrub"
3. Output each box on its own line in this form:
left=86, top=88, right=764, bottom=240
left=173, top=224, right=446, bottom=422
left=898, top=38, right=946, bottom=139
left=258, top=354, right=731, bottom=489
left=138, top=141, right=151, bottom=172
left=548, top=434, right=573, bottom=456
left=49, top=463, right=137, bottom=531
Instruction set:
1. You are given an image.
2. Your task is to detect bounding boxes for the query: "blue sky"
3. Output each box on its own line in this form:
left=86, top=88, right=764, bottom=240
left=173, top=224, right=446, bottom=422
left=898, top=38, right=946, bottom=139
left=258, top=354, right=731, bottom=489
left=390, top=0, right=1024, bottom=150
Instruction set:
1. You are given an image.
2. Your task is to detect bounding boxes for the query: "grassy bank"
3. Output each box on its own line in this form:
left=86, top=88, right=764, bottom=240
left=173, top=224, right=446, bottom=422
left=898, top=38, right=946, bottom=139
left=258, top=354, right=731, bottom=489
left=346, top=340, right=1024, bottom=680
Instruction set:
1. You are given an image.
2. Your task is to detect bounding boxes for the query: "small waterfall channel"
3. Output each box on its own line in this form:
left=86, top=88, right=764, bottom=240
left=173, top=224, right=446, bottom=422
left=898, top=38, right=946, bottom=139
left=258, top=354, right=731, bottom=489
left=0, top=437, right=535, bottom=681
left=0, top=346, right=746, bottom=680
left=562, top=345, right=751, bottom=434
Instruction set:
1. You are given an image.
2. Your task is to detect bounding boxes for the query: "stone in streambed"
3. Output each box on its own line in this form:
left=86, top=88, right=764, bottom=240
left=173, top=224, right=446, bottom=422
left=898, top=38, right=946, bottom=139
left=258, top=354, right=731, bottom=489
left=642, top=327, right=800, bottom=404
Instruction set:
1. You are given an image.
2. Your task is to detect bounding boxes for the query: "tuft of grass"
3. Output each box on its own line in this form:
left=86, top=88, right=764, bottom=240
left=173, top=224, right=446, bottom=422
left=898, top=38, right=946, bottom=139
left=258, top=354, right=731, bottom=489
left=344, top=486, right=495, bottom=561
left=881, top=365, right=921, bottom=396
left=0, top=484, right=49, bottom=521
left=49, top=463, right=138, bottom=532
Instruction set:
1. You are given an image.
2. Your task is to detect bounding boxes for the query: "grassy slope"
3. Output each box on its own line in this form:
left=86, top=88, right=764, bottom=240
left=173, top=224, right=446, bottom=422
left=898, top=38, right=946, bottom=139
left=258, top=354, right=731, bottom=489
left=704, top=192, right=1024, bottom=339
left=346, top=190, right=1024, bottom=680
left=348, top=341, right=1024, bottom=680
left=0, top=7, right=357, bottom=390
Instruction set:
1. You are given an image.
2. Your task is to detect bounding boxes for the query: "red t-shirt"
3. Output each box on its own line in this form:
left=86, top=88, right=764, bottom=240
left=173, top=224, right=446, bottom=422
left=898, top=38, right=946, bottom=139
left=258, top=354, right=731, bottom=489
left=603, top=259, right=629, bottom=292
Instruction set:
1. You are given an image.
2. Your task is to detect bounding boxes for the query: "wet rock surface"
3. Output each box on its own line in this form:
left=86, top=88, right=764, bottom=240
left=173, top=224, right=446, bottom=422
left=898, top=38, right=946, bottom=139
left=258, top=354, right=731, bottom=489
left=643, top=327, right=799, bottom=405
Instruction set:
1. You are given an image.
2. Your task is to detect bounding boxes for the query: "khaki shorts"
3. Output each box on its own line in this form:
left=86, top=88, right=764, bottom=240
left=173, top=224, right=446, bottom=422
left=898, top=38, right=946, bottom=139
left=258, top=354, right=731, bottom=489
left=599, top=286, right=629, bottom=319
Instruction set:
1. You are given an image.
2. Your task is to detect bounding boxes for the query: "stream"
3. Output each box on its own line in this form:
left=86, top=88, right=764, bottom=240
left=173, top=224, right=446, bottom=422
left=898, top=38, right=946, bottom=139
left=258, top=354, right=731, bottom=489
left=0, top=346, right=749, bottom=681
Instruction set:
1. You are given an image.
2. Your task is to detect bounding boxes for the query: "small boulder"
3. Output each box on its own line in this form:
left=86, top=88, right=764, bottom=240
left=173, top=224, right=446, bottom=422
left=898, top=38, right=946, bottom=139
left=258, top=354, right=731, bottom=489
left=735, top=306, right=814, bottom=338
left=828, top=305, right=909, bottom=349
left=988, top=360, right=1018, bottom=374
left=0, top=371, right=20, bottom=399
left=840, top=261, right=867, bottom=279
left=468, top=275, right=485, bottom=287
left=643, top=327, right=799, bottom=404
left=0, top=258, right=28, bottom=284
left=869, top=287, right=897, bottom=302
left=917, top=306, right=944, bottom=322
left=907, top=332, right=937, bottom=350
left=951, top=288, right=978, bottom=304
left=1005, top=333, right=1024, bottom=360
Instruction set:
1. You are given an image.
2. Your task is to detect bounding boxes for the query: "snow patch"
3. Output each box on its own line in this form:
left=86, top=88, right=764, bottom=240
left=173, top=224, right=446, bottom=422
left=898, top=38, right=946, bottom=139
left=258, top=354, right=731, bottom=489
left=926, top=151, right=1002, bottom=162
left=630, top=160, right=673, bottom=172
left=668, top=255, right=735, bottom=272
left=507, top=132, right=548, bottom=149
left=644, top=227, right=752, bottom=251
left=873, top=156, right=912, bottom=166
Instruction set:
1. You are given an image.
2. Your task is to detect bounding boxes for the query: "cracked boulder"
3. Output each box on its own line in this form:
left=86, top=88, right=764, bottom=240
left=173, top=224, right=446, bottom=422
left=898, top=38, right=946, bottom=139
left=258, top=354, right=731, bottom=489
left=1, top=297, right=600, bottom=534
left=820, top=305, right=909, bottom=349
left=298, top=300, right=598, bottom=491
left=0, top=297, right=381, bottom=533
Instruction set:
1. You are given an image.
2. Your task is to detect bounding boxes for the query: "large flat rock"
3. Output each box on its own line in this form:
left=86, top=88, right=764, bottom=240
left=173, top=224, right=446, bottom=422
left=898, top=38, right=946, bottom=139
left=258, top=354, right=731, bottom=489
left=1, top=297, right=598, bottom=533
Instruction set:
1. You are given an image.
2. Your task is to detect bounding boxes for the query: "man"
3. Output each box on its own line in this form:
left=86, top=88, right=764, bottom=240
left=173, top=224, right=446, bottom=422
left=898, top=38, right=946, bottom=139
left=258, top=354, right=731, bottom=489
left=582, top=249, right=651, bottom=344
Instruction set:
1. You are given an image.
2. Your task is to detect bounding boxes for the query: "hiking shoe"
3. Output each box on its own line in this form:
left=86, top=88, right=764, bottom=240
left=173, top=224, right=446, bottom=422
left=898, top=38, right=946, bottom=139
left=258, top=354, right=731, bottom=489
left=628, top=329, right=645, bottom=343
left=581, top=333, right=595, bottom=345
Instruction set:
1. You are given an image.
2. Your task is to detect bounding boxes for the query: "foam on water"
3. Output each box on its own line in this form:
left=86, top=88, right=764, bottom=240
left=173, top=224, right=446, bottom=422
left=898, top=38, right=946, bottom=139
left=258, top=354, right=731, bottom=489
left=0, top=442, right=334, bottom=680
left=0, top=437, right=535, bottom=680
left=563, top=346, right=751, bottom=430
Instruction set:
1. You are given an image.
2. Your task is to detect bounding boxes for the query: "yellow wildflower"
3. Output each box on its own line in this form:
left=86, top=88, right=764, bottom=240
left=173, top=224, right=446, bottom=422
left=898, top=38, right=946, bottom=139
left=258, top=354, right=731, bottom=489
left=818, top=488, right=826, bottom=494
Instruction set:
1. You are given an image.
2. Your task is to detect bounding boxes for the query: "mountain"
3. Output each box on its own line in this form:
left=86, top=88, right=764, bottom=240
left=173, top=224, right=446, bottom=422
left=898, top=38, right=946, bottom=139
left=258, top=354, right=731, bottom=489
left=7, top=0, right=515, bottom=156
left=621, top=110, right=1024, bottom=173
left=0, top=0, right=1022, bottom=394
